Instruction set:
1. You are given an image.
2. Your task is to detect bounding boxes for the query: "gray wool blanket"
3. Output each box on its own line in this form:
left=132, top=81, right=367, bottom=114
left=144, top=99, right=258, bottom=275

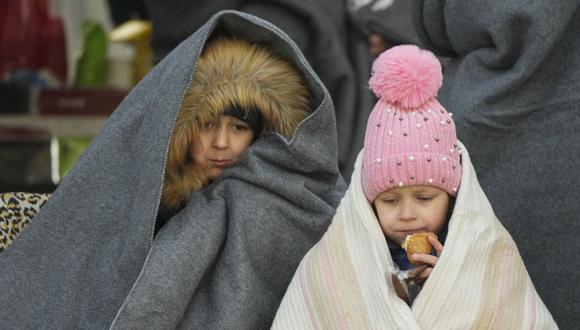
left=144, top=0, right=377, bottom=179
left=0, top=11, right=346, bottom=329
left=412, top=1, right=580, bottom=327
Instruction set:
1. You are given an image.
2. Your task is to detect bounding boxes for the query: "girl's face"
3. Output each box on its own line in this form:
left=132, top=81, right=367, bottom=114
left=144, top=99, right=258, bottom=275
left=191, top=115, right=255, bottom=180
left=373, top=185, right=450, bottom=245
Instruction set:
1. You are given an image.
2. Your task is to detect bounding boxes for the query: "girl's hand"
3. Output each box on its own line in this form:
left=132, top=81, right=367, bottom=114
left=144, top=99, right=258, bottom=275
left=409, top=235, right=443, bottom=285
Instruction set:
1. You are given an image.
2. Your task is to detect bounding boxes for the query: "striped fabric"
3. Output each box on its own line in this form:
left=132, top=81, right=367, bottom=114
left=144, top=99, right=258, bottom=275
left=273, top=143, right=557, bottom=329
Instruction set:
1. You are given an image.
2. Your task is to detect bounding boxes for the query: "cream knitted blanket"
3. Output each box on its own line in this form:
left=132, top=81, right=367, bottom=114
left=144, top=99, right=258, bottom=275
left=273, top=144, right=557, bottom=329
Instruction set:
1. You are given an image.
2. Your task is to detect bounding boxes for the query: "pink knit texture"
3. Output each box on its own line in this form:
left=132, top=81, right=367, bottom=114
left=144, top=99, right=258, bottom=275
left=362, top=45, right=461, bottom=201
left=368, top=45, right=442, bottom=108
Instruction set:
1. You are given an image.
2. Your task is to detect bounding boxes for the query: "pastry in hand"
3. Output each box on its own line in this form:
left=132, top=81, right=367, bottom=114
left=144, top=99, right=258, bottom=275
left=401, top=232, right=437, bottom=265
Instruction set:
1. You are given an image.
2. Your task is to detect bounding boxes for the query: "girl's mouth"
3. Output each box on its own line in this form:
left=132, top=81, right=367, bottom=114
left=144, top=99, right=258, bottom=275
left=400, top=229, right=425, bottom=236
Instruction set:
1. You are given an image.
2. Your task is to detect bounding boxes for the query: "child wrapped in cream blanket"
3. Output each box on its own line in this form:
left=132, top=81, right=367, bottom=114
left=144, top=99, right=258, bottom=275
left=273, top=147, right=557, bottom=329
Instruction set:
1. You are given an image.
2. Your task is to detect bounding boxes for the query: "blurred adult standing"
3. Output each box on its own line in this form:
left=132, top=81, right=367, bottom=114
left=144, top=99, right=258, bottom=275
left=412, top=1, right=580, bottom=327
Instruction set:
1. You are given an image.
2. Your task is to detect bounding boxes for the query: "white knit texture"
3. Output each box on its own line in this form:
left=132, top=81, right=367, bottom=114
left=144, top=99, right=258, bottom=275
left=273, top=142, right=557, bottom=329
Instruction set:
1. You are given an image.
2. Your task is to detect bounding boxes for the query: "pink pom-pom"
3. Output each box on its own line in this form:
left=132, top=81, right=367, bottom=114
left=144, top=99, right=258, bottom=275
left=369, top=45, right=442, bottom=109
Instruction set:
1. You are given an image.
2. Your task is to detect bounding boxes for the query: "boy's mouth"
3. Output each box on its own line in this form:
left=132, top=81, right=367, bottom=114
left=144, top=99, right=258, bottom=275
left=209, top=159, right=232, bottom=166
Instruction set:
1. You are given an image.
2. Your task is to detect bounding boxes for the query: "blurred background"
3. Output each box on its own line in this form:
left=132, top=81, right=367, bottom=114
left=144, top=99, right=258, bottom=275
left=0, top=0, right=151, bottom=192
left=0, top=0, right=418, bottom=192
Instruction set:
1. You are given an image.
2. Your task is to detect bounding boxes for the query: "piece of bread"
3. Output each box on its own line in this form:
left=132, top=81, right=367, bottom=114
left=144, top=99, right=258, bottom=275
left=401, top=232, right=437, bottom=264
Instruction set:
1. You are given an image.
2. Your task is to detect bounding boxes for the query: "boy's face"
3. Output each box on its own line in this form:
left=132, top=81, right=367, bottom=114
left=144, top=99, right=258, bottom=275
left=374, top=185, right=450, bottom=245
left=191, top=115, right=254, bottom=180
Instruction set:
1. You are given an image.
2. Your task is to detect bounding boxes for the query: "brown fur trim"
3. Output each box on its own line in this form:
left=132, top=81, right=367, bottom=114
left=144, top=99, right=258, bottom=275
left=161, top=37, right=311, bottom=214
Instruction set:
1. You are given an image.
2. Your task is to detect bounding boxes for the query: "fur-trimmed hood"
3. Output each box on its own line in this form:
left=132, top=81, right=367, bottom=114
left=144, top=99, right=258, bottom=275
left=184, top=37, right=310, bottom=139
left=0, top=11, right=345, bottom=329
left=163, top=37, right=311, bottom=212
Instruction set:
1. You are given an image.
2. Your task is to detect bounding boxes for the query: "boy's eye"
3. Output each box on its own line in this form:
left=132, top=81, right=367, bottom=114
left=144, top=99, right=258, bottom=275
left=202, top=122, right=215, bottom=129
left=233, top=124, right=249, bottom=131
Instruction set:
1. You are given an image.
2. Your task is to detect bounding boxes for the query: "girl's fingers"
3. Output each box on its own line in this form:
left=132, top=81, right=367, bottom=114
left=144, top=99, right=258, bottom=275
left=409, top=238, right=444, bottom=284
left=412, top=253, right=438, bottom=267
left=407, top=264, right=428, bottom=278
left=428, top=235, right=444, bottom=257
left=412, top=267, right=433, bottom=286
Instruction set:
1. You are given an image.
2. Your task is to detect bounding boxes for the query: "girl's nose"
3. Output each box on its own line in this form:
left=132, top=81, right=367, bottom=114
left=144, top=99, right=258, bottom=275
left=398, top=200, right=417, bottom=221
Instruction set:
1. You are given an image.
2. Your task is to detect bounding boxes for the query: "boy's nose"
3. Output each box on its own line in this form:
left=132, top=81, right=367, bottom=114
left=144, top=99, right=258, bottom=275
left=212, top=127, right=230, bottom=149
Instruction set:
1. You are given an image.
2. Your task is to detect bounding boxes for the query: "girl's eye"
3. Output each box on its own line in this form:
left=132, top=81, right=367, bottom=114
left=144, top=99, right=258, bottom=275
left=417, top=195, right=433, bottom=201
left=381, top=198, right=397, bottom=204
left=202, top=122, right=215, bottom=129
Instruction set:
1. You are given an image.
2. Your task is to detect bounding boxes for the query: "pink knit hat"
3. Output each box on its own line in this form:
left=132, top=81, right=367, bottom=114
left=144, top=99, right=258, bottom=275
left=362, top=45, right=461, bottom=201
